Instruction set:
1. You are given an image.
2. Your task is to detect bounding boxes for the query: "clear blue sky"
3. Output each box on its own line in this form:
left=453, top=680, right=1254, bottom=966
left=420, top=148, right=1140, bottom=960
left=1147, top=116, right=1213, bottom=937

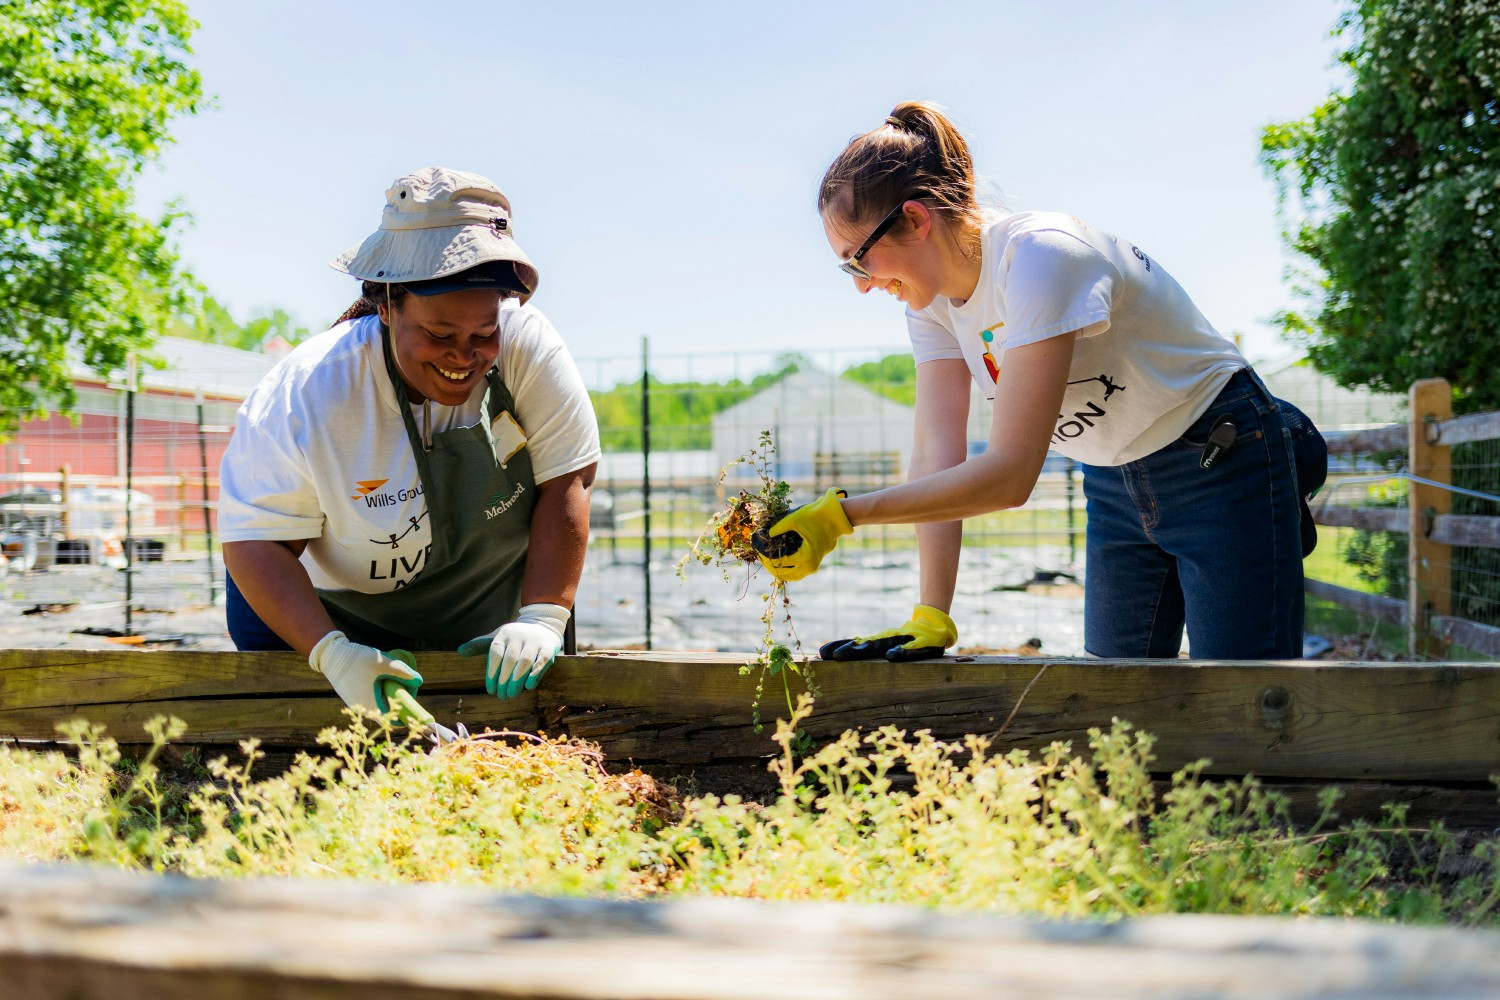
left=137, top=1, right=1348, bottom=383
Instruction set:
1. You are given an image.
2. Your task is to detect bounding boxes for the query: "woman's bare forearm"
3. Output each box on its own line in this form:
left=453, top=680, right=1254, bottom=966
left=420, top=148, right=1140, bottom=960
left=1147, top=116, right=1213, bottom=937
left=520, top=464, right=596, bottom=608
left=222, top=539, right=335, bottom=657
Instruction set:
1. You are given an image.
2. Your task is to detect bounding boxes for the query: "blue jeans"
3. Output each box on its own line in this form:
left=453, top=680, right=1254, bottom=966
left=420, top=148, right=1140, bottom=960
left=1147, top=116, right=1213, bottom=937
left=225, top=571, right=294, bottom=651
left=1081, top=369, right=1305, bottom=659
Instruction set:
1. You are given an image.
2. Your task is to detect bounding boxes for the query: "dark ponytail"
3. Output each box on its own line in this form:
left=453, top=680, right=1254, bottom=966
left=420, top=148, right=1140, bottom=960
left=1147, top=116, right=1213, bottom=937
left=333, top=281, right=410, bottom=327
left=819, top=100, right=984, bottom=249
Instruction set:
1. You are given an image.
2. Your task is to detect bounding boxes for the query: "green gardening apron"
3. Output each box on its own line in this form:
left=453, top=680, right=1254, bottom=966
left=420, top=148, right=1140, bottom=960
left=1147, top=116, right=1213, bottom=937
left=316, top=327, right=537, bottom=650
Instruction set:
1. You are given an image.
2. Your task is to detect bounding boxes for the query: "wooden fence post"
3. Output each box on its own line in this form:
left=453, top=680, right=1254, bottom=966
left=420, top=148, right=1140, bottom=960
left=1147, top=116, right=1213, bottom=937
left=175, top=475, right=188, bottom=552
left=1409, top=378, right=1453, bottom=658
left=57, top=464, right=70, bottom=538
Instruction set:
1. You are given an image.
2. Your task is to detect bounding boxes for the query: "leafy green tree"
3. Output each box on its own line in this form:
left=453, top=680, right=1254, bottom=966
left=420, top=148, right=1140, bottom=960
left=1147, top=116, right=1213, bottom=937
left=592, top=355, right=806, bottom=452
left=590, top=353, right=930, bottom=453
left=1260, top=0, right=1499, bottom=409
left=842, top=352, right=917, bottom=406
left=167, top=294, right=311, bottom=352
left=0, top=0, right=202, bottom=435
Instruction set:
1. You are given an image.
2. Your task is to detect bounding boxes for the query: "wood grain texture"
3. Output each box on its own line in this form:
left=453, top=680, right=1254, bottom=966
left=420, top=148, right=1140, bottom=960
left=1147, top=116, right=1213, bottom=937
left=1409, top=377, right=1453, bottom=657
left=1322, top=424, right=1407, bottom=456
left=1431, top=514, right=1500, bottom=550
left=5, top=649, right=1500, bottom=782
left=3, top=862, right=1500, bottom=1000
left=1432, top=615, right=1500, bottom=658
left=1432, top=410, right=1500, bottom=448
left=1313, top=505, right=1409, bottom=533
left=0, top=647, right=487, bottom=706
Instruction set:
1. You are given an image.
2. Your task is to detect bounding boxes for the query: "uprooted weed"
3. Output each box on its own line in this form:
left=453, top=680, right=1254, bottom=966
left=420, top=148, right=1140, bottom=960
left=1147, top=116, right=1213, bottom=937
left=678, top=430, right=813, bottom=741
left=3, top=698, right=1498, bottom=923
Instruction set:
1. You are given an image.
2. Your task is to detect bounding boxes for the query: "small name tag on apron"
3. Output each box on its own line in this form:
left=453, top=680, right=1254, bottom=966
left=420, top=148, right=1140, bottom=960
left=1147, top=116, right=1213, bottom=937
left=490, top=411, right=527, bottom=466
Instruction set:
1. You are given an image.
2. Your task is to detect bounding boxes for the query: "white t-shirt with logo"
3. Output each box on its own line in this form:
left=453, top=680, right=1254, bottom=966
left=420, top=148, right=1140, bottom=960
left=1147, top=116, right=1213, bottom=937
left=908, top=211, right=1245, bottom=466
left=218, top=303, right=601, bottom=593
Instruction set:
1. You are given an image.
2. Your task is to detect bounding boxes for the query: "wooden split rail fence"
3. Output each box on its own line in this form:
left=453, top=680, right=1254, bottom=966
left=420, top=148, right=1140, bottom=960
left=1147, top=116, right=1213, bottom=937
left=1313, top=376, right=1500, bottom=657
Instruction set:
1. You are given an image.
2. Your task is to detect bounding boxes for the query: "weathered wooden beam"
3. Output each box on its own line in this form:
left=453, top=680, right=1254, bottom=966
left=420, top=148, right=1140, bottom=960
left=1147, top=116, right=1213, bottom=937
left=2, top=862, right=1499, bottom=1000
left=1433, top=410, right=1500, bottom=448
left=1431, top=514, right=1500, bottom=550
left=0, top=647, right=494, bottom=703
left=1305, top=580, right=1409, bottom=627
left=1432, top=615, right=1500, bottom=659
left=1322, top=424, right=1406, bottom=456
left=1313, top=505, right=1408, bottom=533
left=1410, top=378, right=1454, bottom=658
left=5, top=649, right=1500, bottom=782
left=1253, top=778, right=1500, bottom=831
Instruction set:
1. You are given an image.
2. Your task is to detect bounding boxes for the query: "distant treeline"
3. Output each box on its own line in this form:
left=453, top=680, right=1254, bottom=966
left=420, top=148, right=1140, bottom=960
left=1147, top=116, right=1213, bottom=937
left=590, top=353, right=917, bottom=452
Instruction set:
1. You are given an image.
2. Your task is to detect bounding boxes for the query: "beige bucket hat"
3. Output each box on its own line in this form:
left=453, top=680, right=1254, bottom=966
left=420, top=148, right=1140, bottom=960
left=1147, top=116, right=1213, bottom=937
left=330, top=166, right=539, bottom=301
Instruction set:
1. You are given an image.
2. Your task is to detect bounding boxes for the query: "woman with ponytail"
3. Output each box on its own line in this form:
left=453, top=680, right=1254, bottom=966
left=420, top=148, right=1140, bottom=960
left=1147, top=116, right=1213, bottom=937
left=758, top=103, right=1325, bottom=661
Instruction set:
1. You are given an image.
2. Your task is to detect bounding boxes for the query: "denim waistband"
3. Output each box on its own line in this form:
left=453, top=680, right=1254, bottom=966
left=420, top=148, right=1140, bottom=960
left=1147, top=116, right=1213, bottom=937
left=1210, top=367, right=1267, bottom=407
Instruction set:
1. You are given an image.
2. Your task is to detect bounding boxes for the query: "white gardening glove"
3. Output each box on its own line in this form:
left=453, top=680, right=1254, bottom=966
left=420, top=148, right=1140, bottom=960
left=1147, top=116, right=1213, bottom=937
left=456, top=603, right=569, bottom=700
left=308, top=630, right=424, bottom=715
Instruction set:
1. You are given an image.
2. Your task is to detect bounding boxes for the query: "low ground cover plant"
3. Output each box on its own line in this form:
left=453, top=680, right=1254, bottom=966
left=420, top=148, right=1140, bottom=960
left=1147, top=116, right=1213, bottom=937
left=3, top=700, right=1497, bottom=924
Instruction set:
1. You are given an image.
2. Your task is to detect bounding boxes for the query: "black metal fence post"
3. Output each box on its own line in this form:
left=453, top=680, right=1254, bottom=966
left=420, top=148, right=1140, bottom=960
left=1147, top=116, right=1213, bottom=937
left=196, top=389, right=218, bottom=606
left=1065, top=458, right=1077, bottom=565
left=124, top=356, right=136, bottom=636
left=640, top=336, right=652, bottom=650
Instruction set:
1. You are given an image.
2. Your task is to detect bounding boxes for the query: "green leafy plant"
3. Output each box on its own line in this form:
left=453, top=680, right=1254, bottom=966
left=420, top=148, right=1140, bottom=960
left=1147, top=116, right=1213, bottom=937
left=10, top=705, right=1500, bottom=923
left=0, top=0, right=204, bottom=436
left=1260, top=0, right=1500, bottom=410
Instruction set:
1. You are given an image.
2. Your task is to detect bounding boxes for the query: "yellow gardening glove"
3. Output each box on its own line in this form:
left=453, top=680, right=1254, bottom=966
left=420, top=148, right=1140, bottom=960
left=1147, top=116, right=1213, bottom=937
left=754, top=487, right=853, bottom=582
left=818, top=605, right=958, bottom=662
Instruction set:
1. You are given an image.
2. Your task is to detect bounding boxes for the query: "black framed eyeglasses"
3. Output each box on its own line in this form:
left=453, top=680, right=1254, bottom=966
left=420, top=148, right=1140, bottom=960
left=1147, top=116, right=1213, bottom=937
left=838, top=202, right=906, bottom=279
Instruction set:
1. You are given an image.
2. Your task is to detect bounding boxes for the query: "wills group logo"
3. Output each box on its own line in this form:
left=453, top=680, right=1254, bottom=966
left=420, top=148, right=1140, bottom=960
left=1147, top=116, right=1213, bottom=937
left=350, top=479, right=389, bottom=501
left=350, top=478, right=425, bottom=508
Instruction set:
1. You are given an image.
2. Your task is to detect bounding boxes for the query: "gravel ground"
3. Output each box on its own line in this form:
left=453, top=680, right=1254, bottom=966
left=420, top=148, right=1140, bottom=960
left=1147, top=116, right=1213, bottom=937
left=0, top=559, right=233, bottom=651
left=0, top=545, right=1090, bottom=655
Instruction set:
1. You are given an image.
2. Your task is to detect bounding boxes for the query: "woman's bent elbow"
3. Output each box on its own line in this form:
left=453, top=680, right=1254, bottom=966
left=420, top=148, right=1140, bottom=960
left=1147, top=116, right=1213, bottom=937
left=972, top=460, right=1043, bottom=513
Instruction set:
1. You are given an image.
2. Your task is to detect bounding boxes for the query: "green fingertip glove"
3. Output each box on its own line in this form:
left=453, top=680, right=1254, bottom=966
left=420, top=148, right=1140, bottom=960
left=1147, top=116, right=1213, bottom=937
left=377, top=649, right=424, bottom=714
left=379, top=650, right=436, bottom=728
left=818, top=604, right=958, bottom=662
left=754, top=487, right=853, bottom=583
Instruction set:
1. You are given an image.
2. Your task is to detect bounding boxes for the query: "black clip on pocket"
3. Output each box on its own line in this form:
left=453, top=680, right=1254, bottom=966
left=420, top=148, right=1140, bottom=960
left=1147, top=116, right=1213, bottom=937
left=1200, top=416, right=1237, bottom=470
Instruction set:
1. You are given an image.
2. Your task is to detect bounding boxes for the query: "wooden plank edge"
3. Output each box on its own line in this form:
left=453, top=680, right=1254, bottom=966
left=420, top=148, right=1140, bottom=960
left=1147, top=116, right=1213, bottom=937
left=1314, top=505, right=1409, bottom=533
left=1323, top=425, right=1407, bottom=456
left=1433, top=616, right=1500, bottom=659
left=4, top=863, right=1500, bottom=1000
left=1306, top=580, right=1409, bottom=626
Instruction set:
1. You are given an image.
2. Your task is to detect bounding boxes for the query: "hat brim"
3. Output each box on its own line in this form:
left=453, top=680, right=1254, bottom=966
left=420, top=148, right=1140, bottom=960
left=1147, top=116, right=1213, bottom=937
left=330, top=225, right=539, bottom=301
left=405, top=262, right=529, bottom=297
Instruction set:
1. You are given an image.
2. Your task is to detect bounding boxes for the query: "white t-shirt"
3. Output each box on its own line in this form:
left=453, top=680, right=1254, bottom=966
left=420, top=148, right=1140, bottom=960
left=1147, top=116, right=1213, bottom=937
left=908, top=211, right=1245, bottom=465
left=218, top=303, right=600, bottom=593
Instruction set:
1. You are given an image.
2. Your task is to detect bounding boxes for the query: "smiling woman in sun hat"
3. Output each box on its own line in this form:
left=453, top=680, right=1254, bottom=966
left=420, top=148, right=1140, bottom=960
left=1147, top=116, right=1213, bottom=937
left=218, top=167, right=600, bottom=714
